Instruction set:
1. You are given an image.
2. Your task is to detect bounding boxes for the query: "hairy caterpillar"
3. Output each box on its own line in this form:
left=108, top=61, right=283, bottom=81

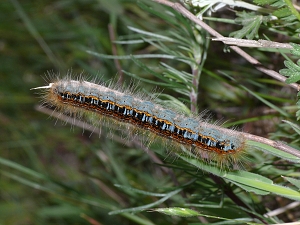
left=32, top=75, right=247, bottom=168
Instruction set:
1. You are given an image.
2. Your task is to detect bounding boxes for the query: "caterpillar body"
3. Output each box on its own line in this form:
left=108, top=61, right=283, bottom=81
left=33, top=76, right=247, bottom=168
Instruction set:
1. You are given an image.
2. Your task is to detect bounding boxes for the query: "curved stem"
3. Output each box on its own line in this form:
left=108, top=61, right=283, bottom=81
left=108, top=24, right=124, bottom=85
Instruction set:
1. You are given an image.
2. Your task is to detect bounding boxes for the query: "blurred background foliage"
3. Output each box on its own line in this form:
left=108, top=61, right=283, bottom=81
left=1, top=0, right=300, bottom=224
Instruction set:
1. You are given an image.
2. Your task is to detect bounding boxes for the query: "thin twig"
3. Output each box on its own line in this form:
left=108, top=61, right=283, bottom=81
left=264, top=201, right=300, bottom=217
left=108, top=24, right=123, bottom=85
left=212, top=37, right=293, bottom=49
left=152, top=0, right=300, bottom=91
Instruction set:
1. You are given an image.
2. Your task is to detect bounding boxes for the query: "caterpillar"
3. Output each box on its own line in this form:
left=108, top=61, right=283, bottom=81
left=32, top=75, right=247, bottom=169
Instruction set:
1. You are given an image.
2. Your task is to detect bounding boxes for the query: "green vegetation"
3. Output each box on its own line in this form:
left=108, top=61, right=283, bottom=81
left=1, top=0, right=300, bottom=224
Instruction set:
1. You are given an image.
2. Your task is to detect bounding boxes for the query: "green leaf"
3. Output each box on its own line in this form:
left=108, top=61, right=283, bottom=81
left=1, top=171, right=53, bottom=193
left=227, top=171, right=271, bottom=195
left=127, top=26, right=175, bottom=42
left=247, top=140, right=300, bottom=163
left=230, top=12, right=263, bottom=39
left=290, top=43, right=300, bottom=57
left=0, top=157, right=45, bottom=179
left=151, top=207, right=201, bottom=217
left=271, top=0, right=285, bottom=7
left=284, top=73, right=300, bottom=84
left=225, top=172, right=300, bottom=201
left=279, top=43, right=300, bottom=83
left=150, top=207, right=252, bottom=223
left=282, top=120, right=300, bottom=136
left=283, top=176, right=300, bottom=190
left=253, top=0, right=278, bottom=5
left=37, top=204, right=82, bottom=218
left=179, top=154, right=300, bottom=201
left=86, top=50, right=176, bottom=60
left=128, top=57, right=185, bottom=87
left=273, top=7, right=291, bottom=18
left=240, top=84, right=290, bottom=117
left=114, top=184, right=167, bottom=197
left=109, top=189, right=182, bottom=215
left=280, top=60, right=300, bottom=84
left=285, top=60, right=300, bottom=72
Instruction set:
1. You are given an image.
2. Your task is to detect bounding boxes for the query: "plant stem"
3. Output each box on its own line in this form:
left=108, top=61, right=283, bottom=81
left=108, top=24, right=124, bottom=85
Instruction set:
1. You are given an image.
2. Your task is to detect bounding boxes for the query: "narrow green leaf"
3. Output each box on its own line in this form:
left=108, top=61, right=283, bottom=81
left=179, top=154, right=300, bottom=201
left=151, top=207, right=201, bottom=217
left=122, top=70, right=176, bottom=88
left=0, top=157, right=45, bottom=179
left=283, top=176, right=300, bottom=190
left=240, top=85, right=290, bottom=117
left=224, top=172, right=300, bottom=201
left=1, top=171, right=53, bottom=193
left=86, top=50, right=176, bottom=60
left=127, top=26, right=174, bottom=42
left=271, top=1, right=285, bottom=7
left=150, top=207, right=252, bottom=224
left=226, top=171, right=272, bottom=195
left=114, top=184, right=167, bottom=197
left=229, top=181, right=269, bottom=195
left=109, top=189, right=182, bottom=215
left=253, top=0, right=278, bottom=5
left=282, top=120, right=300, bottom=135
left=178, top=154, right=267, bottom=194
left=137, top=1, right=179, bottom=27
